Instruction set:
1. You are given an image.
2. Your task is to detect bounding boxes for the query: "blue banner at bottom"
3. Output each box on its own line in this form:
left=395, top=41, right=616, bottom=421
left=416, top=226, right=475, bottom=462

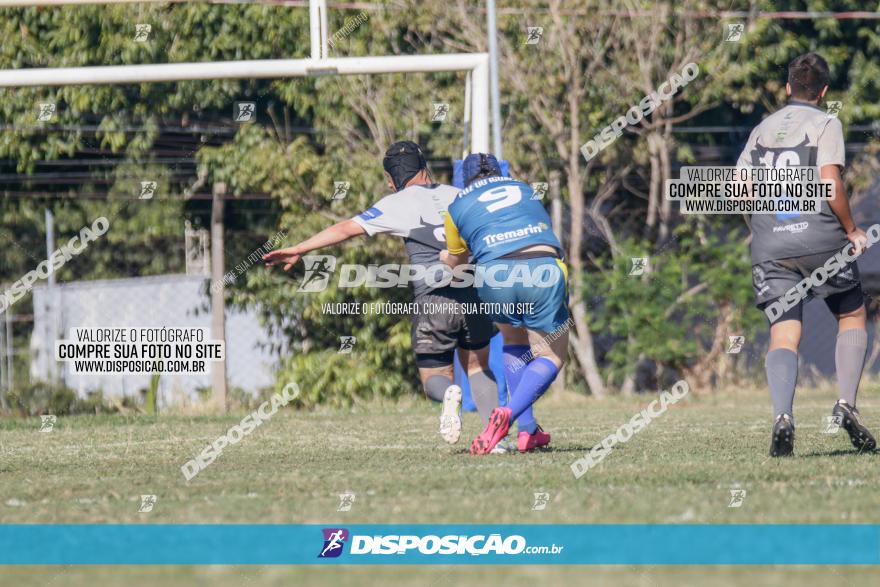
left=1, top=524, right=878, bottom=565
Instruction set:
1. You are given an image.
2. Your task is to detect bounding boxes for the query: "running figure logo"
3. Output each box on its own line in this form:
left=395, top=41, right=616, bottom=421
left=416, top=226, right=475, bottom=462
left=331, top=182, right=350, bottom=201
left=525, top=27, right=543, bottom=45
left=822, top=414, right=842, bottom=434
left=726, top=335, right=745, bottom=354
left=530, top=182, right=548, bottom=201
left=134, top=24, right=152, bottom=42
left=431, top=103, right=449, bottom=122
left=40, top=415, right=57, bottom=432
left=37, top=103, right=56, bottom=122
left=234, top=102, right=256, bottom=123
left=725, top=23, right=744, bottom=42
left=629, top=257, right=648, bottom=276
left=338, top=337, right=357, bottom=354
left=337, top=492, right=356, bottom=511
left=728, top=489, right=747, bottom=508
left=297, top=255, right=337, bottom=292
left=318, top=528, right=349, bottom=558
left=139, top=181, right=157, bottom=200
left=138, top=495, right=157, bottom=513
left=531, top=492, right=550, bottom=511
left=826, top=101, right=843, bottom=118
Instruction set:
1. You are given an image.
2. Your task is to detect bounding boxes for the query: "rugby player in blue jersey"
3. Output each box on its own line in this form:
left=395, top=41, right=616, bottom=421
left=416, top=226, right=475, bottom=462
left=442, top=154, right=569, bottom=455
left=264, top=142, right=501, bottom=446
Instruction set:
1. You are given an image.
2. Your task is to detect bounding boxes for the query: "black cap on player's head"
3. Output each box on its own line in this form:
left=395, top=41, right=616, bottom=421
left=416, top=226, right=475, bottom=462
left=462, top=152, right=502, bottom=187
left=383, top=141, right=427, bottom=191
left=788, top=52, right=830, bottom=102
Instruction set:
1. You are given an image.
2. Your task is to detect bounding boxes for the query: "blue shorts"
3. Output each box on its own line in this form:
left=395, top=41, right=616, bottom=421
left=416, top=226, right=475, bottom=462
left=475, top=256, right=570, bottom=333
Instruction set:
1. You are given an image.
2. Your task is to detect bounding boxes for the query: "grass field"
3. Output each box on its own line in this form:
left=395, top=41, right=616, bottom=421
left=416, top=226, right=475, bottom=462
left=1, top=383, right=879, bottom=585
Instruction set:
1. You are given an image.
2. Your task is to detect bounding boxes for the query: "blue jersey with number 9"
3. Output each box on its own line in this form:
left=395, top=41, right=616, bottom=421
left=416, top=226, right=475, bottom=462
left=446, top=177, right=563, bottom=263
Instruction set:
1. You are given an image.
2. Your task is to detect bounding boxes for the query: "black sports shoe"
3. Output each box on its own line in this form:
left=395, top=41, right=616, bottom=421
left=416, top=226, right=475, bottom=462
left=832, top=400, right=877, bottom=453
left=770, top=414, right=795, bottom=457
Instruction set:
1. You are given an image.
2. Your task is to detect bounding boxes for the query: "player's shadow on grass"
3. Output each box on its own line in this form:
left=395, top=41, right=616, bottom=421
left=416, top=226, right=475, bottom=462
left=530, top=445, right=597, bottom=453
left=453, top=446, right=597, bottom=455
left=799, top=449, right=878, bottom=457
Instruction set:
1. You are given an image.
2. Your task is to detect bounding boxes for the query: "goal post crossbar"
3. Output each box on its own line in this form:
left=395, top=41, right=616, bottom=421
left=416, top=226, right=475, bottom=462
left=0, top=53, right=491, bottom=153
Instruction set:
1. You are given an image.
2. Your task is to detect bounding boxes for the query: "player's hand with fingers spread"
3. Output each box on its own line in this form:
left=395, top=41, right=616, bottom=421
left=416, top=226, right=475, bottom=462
left=846, top=227, right=868, bottom=256
left=262, top=246, right=302, bottom=271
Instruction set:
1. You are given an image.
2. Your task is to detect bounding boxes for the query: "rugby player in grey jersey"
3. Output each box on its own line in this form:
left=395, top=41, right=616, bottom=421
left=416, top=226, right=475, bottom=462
left=264, top=141, right=505, bottom=447
left=737, top=53, right=876, bottom=456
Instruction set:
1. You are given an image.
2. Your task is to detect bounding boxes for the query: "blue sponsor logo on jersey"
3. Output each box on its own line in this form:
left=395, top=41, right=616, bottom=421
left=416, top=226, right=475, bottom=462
left=358, top=207, right=384, bottom=220
left=483, top=222, right=550, bottom=247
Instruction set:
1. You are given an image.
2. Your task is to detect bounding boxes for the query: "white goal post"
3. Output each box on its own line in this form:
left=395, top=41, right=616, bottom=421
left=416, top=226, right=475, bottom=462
left=0, top=0, right=491, bottom=153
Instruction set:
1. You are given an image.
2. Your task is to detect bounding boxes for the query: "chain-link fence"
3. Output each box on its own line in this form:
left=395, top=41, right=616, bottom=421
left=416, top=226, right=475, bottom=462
left=0, top=218, right=287, bottom=413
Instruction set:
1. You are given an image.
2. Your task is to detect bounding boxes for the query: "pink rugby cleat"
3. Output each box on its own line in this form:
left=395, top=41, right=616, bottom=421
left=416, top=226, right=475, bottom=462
left=470, top=407, right=512, bottom=455
left=517, top=426, right=551, bottom=453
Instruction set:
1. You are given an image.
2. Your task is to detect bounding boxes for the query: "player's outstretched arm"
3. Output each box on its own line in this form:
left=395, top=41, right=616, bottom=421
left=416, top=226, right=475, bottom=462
left=823, top=164, right=867, bottom=255
left=262, top=219, right=366, bottom=271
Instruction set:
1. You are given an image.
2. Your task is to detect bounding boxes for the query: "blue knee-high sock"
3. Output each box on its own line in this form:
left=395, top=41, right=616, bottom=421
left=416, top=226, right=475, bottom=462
left=503, top=345, right=538, bottom=434
left=507, top=357, right=559, bottom=422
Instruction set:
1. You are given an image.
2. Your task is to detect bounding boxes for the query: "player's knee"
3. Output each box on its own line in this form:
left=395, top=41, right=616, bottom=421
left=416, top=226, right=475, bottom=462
left=532, top=348, right=565, bottom=370
left=769, top=328, right=800, bottom=352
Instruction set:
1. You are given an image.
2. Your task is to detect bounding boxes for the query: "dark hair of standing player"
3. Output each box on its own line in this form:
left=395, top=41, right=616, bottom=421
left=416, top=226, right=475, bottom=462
left=787, top=52, right=830, bottom=102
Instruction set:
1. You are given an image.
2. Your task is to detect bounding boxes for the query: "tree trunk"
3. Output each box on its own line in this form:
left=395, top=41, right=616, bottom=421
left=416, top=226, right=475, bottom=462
left=567, top=87, right=606, bottom=396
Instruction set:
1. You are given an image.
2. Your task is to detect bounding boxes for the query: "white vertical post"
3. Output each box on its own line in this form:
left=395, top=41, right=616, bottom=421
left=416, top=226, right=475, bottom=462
left=462, top=71, right=472, bottom=160
left=470, top=55, right=490, bottom=154
left=0, top=305, right=6, bottom=410
left=310, top=0, right=329, bottom=59
left=45, top=209, right=57, bottom=383
left=211, top=182, right=228, bottom=413
left=309, top=0, right=321, bottom=59
left=4, top=307, right=12, bottom=404
left=486, top=0, right=503, bottom=159
left=319, top=0, right=329, bottom=59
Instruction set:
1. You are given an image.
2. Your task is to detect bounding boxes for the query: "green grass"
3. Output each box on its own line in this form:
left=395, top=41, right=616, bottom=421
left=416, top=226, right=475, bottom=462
left=1, top=385, right=879, bottom=585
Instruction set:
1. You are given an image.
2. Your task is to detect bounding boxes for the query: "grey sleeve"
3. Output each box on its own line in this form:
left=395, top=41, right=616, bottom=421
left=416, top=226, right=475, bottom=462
left=350, top=194, right=401, bottom=237
left=817, top=117, right=845, bottom=168
left=736, top=128, right=759, bottom=169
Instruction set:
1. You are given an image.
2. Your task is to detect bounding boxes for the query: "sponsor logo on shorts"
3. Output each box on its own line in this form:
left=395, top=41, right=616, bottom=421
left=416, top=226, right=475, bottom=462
left=772, top=221, right=809, bottom=234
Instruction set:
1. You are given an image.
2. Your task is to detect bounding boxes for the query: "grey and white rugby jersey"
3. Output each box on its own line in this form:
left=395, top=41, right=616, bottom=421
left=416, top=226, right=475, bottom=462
left=736, top=101, right=847, bottom=264
left=351, top=183, right=460, bottom=298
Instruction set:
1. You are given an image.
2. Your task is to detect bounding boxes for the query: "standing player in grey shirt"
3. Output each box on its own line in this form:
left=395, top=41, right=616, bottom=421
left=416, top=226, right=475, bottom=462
left=264, top=141, right=503, bottom=447
left=737, top=53, right=876, bottom=456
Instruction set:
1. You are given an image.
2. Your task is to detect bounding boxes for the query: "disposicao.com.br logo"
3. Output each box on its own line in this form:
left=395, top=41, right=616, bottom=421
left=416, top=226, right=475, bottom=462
left=317, top=528, right=564, bottom=558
